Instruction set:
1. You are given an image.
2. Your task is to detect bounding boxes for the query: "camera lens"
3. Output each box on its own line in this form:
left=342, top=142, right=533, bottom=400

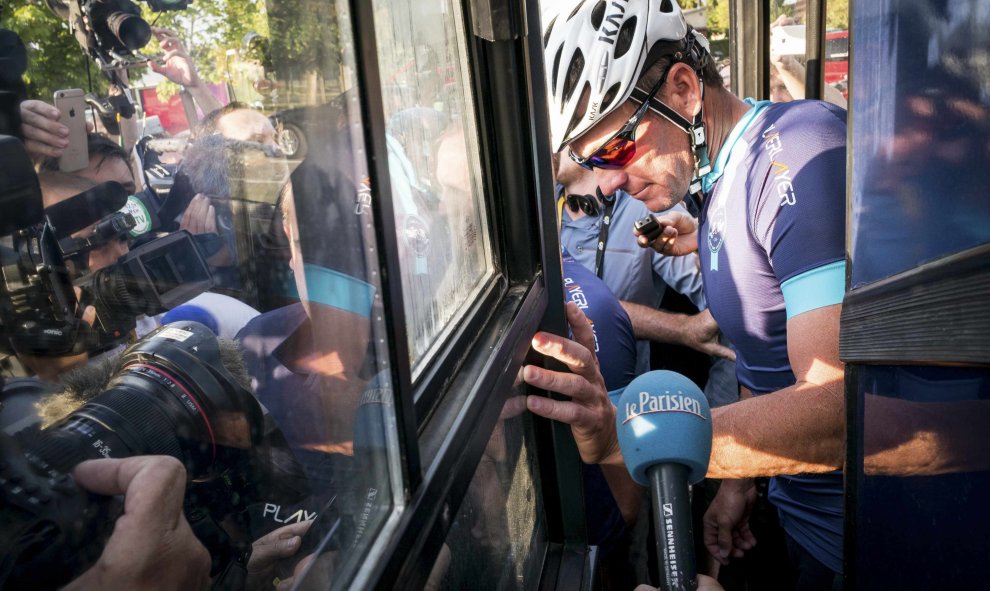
left=28, top=357, right=217, bottom=478
left=105, top=11, right=151, bottom=51
left=22, top=322, right=262, bottom=480
left=91, top=265, right=149, bottom=316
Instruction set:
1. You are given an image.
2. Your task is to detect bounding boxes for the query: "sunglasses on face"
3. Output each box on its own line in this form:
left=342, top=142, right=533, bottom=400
left=569, top=75, right=667, bottom=171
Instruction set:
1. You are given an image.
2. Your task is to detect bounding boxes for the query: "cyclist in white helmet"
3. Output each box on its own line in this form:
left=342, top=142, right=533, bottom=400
left=527, top=1, right=849, bottom=589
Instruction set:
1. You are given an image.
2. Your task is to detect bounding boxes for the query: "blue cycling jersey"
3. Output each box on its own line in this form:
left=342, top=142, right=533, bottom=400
left=562, top=251, right=638, bottom=395
left=699, top=99, right=848, bottom=574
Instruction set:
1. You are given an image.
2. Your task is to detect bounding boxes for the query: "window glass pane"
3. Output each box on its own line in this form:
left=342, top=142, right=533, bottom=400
left=768, top=0, right=848, bottom=108
left=849, top=0, right=990, bottom=285
left=684, top=2, right=733, bottom=93
left=2, top=1, right=400, bottom=588
left=854, top=365, right=990, bottom=589
left=427, top=397, right=547, bottom=590
left=368, top=0, right=496, bottom=376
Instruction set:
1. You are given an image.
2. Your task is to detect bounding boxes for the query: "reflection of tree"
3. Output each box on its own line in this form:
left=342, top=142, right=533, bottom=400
left=266, top=0, right=341, bottom=82
left=826, top=0, right=849, bottom=30
left=4, top=0, right=108, bottom=100
left=144, top=0, right=269, bottom=90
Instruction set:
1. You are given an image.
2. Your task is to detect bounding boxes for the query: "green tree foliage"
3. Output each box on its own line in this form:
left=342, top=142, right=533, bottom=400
left=3, top=0, right=271, bottom=102
left=145, top=0, right=270, bottom=86
left=826, top=0, right=849, bottom=30
left=3, top=0, right=107, bottom=101
left=706, top=1, right=729, bottom=38
left=674, top=1, right=729, bottom=38
left=267, top=0, right=340, bottom=80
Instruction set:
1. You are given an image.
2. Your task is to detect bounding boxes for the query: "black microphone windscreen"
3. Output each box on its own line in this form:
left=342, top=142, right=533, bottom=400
left=45, top=181, right=129, bottom=238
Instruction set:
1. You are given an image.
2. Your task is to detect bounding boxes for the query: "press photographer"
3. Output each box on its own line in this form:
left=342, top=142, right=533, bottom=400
left=1, top=139, right=216, bottom=377
left=1, top=48, right=307, bottom=584
left=1, top=318, right=309, bottom=589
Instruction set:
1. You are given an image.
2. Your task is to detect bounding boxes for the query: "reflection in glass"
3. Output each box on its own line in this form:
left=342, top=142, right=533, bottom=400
left=370, top=0, right=495, bottom=374
left=428, top=396, right=545, bottom=591
left=231, top=4, right=401, bottom=588
left=767, top=0, right=848, bottom=107
left=855, top=366, right=990, bottom=589
left=2, top=0, right=401, bottom=588
left=850, top=0, right=990, bottom=286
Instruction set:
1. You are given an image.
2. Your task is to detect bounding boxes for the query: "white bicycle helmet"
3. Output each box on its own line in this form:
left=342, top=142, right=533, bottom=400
left=543, top=0, right=711, bottom=153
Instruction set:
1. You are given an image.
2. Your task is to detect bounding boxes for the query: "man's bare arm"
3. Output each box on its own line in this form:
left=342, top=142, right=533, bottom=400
left=708, top=304, right=845, bottom=478
left=525, top=304, right=847, bottom=478
left=621, top=301, right=735, bottom=361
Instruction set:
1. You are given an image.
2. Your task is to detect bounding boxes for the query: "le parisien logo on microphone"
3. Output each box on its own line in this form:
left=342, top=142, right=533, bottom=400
left=622, top=390, right=708, bottom=424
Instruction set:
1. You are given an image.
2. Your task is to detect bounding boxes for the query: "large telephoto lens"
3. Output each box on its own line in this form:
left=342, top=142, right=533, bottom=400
left=105, top=11, right=151, bottom=51
left=21, top=321, right=264, bottom=480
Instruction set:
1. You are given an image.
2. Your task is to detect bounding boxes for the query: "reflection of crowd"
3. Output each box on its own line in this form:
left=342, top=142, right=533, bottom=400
left=3, top=23, right=398, bottom=589
left=7, top=11, right=505, bottom=584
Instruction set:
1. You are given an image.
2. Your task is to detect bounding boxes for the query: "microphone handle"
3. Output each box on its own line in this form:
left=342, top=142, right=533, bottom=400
left=649, top=463, right=698, bottom=591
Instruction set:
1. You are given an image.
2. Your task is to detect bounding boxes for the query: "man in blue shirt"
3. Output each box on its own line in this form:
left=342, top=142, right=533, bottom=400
left=556, top=154, right=738, bottom=409
left=526, top=2, right=847, bottom=589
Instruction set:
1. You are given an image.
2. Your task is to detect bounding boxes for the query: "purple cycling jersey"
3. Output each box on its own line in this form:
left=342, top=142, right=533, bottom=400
left=699, top=99, right=847, bottom=574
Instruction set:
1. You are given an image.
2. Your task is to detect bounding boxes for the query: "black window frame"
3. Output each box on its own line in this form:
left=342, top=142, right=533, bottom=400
left=330, top=0, right=594, bottom=589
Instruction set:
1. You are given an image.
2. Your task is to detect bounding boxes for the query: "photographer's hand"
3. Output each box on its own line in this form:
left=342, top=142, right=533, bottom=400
left=63, top=456, right=211, bottom=591
left=19, top=100, right=69, bottom=160
left=180, top=194, right=234, bottom=266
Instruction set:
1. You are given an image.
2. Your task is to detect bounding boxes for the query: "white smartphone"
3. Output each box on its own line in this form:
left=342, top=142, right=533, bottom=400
left=53, top=88, right=89, bottom=172
left=770, top=24, right=807, bottom=57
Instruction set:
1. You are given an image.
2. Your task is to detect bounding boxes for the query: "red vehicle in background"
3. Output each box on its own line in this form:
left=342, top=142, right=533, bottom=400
left=137, top=84, right=231, bottom=136
left=825, top=30, right=849, bottom=98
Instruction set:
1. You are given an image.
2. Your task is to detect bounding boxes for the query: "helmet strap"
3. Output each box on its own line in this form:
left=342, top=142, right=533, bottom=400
left=640, top=77, right=712, bottom=195
left=689, top=80, right=712, bottom=195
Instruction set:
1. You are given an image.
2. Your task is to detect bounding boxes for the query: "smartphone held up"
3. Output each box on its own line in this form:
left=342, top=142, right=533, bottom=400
left=53, top=88, right=89, bottom=172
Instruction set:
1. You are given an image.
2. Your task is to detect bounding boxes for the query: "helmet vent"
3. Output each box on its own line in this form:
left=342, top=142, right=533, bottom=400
left=563, top=83, right=591, bottom=145
left=562, top=49, right=585, bottom=104
left=660, top=0, right=674, bottom=13
left=590, top=1, right=607, bottom=30
left=567, top=0, right=588, bottom=21
left=543, top=16, right=557, bottom=48
left=601, top=83, right=621, bottom=113
left=614, top=16, right=637, bottom=58
left=551, top=45, right=564, bottom=96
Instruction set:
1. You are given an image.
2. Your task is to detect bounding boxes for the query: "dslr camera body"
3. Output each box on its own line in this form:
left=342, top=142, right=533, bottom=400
left=0, top=135, right=214, bottom=357
left=45, top=0, right=189, bottom=73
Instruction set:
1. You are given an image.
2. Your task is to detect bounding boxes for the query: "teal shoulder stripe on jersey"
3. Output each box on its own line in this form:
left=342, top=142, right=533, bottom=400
left=287, top=264, right=376, bottom=318
left=701, top=98, right=772, bottom=194
left=780, top=260, right=846, bottom=320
